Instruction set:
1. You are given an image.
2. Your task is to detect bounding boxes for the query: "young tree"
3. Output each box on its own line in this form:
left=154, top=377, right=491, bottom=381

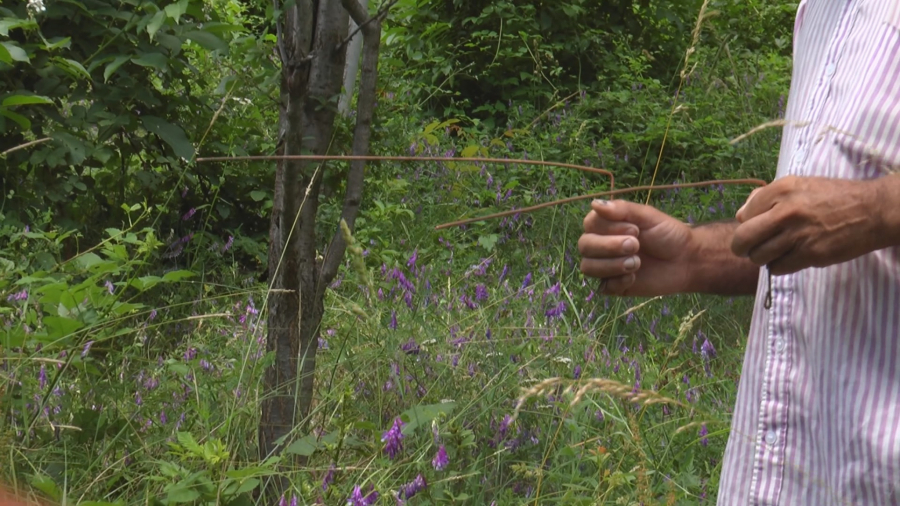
left=259, top=0, right=383, bottom=478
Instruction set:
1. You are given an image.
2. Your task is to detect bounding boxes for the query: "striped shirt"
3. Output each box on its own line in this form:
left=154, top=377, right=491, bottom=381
left=718, top=1, right=900, bottom=504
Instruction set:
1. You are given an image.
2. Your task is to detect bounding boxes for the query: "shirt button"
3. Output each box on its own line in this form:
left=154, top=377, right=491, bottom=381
left=825, top=63, right=836, bottom=76
left=775, top=339, right=786, bottom=352
left=765, top=430, right=778, bottom=445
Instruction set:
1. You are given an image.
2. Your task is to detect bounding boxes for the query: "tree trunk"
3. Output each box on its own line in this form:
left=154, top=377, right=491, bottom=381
left=260, top=0, right=383, bottom=500
left=260, top=0, right=348, bottom=464
left=338, top=0, right=368, bottom=117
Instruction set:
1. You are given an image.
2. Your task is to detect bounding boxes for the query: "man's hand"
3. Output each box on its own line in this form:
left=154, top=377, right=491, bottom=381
left=579, top=199, right=696, bottom=296
left=732, top=176, right=881, bottom=275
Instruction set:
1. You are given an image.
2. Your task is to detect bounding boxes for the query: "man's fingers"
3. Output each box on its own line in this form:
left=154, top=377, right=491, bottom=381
left=578, top=234, right=640, bottom=258
left=746, top=231, right=795, bottom=267
left=579, top=255, right=642, bottom=279
left=598, top=273, right=637, bottom=295
left=583, top=210, right=640, bottom=236
left=732, top=211, right=782, bottom=258
left=590, top=199, right=672, bottom=230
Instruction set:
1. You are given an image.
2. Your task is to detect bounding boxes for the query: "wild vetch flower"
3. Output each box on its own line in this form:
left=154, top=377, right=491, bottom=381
left=183, top=208, right=196, bottom=221
left=520, top=272, right=533, bottom=291
left=160, top=410, right=168, bottom=424
left=81, top=340, right=93, bottom=358
left=699, top=424, right=709, bottom=446
left=573, top=364, right=582, bottom=379
left=322, top=464, right=335, bottom=491
left=475, top=284, right=488, bottom=301
left=499, top=264, right=509, bottom=283
left=432, top=444, right=449, bottom=470
left=398, top=474, right=428, bottom=500
left=184, top=347, right=197, bottom=361
left=400, top=337, right=420, bottom=355
left=348, top=485, right=379, bottom=506
left=38, top=364, right=47, bottom=390
left=318, top=337, right=329, bottom=350
left=544, top=281, right=561, bottom=297
left=381, top=417, right=405, bottom=459
left=222, top=235, right=234, bottom=252
left=407, top=249, right=418, bottom=270
left=104, top=280, right=115, bottom=294
left=389, top=310, right=397, bottom=330
left=545, top=301, right=566, bottom=320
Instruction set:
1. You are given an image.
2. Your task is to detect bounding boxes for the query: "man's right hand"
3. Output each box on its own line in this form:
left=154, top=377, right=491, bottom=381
left=578, top=199, right=698, bottom=297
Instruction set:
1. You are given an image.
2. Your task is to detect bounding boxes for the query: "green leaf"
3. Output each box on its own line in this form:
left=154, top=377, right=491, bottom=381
left=0, top=18, right=38, bottom=37
left=73, top=252, right=104, bottom=270
left=162, top=269, right=195, bottom=282
left=43, top=37, right=72, bottom=51
left=30, top=474, right=61, bottom=501
left=166, top=483, right=201, bottom=504
left=147, top=10, right=166, bottom=39
left=176, top=432, right=204, bottom=456
left=400, top=402, right=457, bottom=434
left=131, top=52, right=168, bottom=71
left=478, top=233, right=499, bottom=252
left=0, top=108, right=31, bottom=129
left=183, top=30, right=228, bottom=52
left=1, top=41, right=29, bottom=63
left=141, top=116, right=194, bottom=160
left=2, top=95, right=53, bottom=107
left=103, top=55, right=130, bottom=82
left=43, top=316, right=84, bottom=340
left=53, top=57, right=92, bottom=80
left=283, top=436, right=317, bottom=457
left=52, top=131, right=88, bottom=164
left=249, top=190, right=267, bottom=201
left=0, top=43, right=11, bottom=64
left=131, top=275, right=162, bottom=290
left=164, top=0, right=189, bottom=23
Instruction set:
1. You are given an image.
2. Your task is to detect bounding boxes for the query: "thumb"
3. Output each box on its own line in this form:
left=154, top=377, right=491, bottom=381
left=590, top=199, right=671, bottom=230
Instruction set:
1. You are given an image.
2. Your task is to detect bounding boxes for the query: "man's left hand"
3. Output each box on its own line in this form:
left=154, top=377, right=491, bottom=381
left=731, top=175, right=882, bottom=275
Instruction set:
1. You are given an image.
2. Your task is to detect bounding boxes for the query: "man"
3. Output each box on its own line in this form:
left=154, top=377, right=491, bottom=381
left=578, top=1, right=900, bottom=504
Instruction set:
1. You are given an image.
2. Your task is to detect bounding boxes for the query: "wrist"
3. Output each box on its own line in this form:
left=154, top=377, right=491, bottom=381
left=873, top=175, right=900, bottom=250
left=683, top=220, right=760, bottom=295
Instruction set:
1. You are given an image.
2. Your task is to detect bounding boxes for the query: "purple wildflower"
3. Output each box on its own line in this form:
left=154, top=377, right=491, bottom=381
left=699, top=424, right=709, bottom=446
left=183, top=208, right=196, bottom=221
left=38, top=364, right=47, bottom=390
left=348, top=485, right=379, bottom=506
left=400, top=337, right=420, bottom=355
left=545, top=301, right=566, bottom=320
left=475, top=284, right=488, bottom=301
left=520, top=272, right=533, bottom=291
left=381, top=417, right=405, bottom=459
left=322, top=463, right=335, bottom=491
left=573, top=364, right=582, bottom=379
left=81, top=340, right=93, bottom=358
left=398, top=474, right=428, bottom=500
left=432, top=445, right=449, bottom=471
left=389, top=310, right=397, bottom=330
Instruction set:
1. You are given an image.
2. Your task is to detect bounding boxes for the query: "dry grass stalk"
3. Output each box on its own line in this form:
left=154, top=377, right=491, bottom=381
left=729, top=119, right=811, bottom=145
left=512, top=377, right=686, bottom=422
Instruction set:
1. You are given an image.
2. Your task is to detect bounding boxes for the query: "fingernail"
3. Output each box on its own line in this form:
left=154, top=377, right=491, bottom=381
left=624, top=256, right=638, bottom=271
left=622, top=238, right=637, bottom=254
left=593, top=199, right=608, bottom=205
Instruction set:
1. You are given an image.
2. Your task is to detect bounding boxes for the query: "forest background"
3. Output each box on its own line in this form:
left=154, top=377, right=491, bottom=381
left=1, top=0, right=797, bottom=504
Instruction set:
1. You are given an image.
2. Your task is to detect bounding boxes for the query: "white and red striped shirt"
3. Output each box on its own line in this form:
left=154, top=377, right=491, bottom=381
left=718, top=1, right=900, bottom=504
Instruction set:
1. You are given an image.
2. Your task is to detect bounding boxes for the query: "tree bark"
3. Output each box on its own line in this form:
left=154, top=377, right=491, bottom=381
left=321, top=1, right=381, bottom=289
left=338, top=0, right=368, bottom=117
left=260, top=0, right=348, bottom=469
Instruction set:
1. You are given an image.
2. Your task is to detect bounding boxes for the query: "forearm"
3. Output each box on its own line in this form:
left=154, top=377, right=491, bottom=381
left=684, top=220, right=760, bottom=296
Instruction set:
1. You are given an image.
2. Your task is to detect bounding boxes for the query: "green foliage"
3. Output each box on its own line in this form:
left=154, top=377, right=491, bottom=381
left=1, top=0, right=798, bottom=503
left=1, top=0, right=279, bottom=276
